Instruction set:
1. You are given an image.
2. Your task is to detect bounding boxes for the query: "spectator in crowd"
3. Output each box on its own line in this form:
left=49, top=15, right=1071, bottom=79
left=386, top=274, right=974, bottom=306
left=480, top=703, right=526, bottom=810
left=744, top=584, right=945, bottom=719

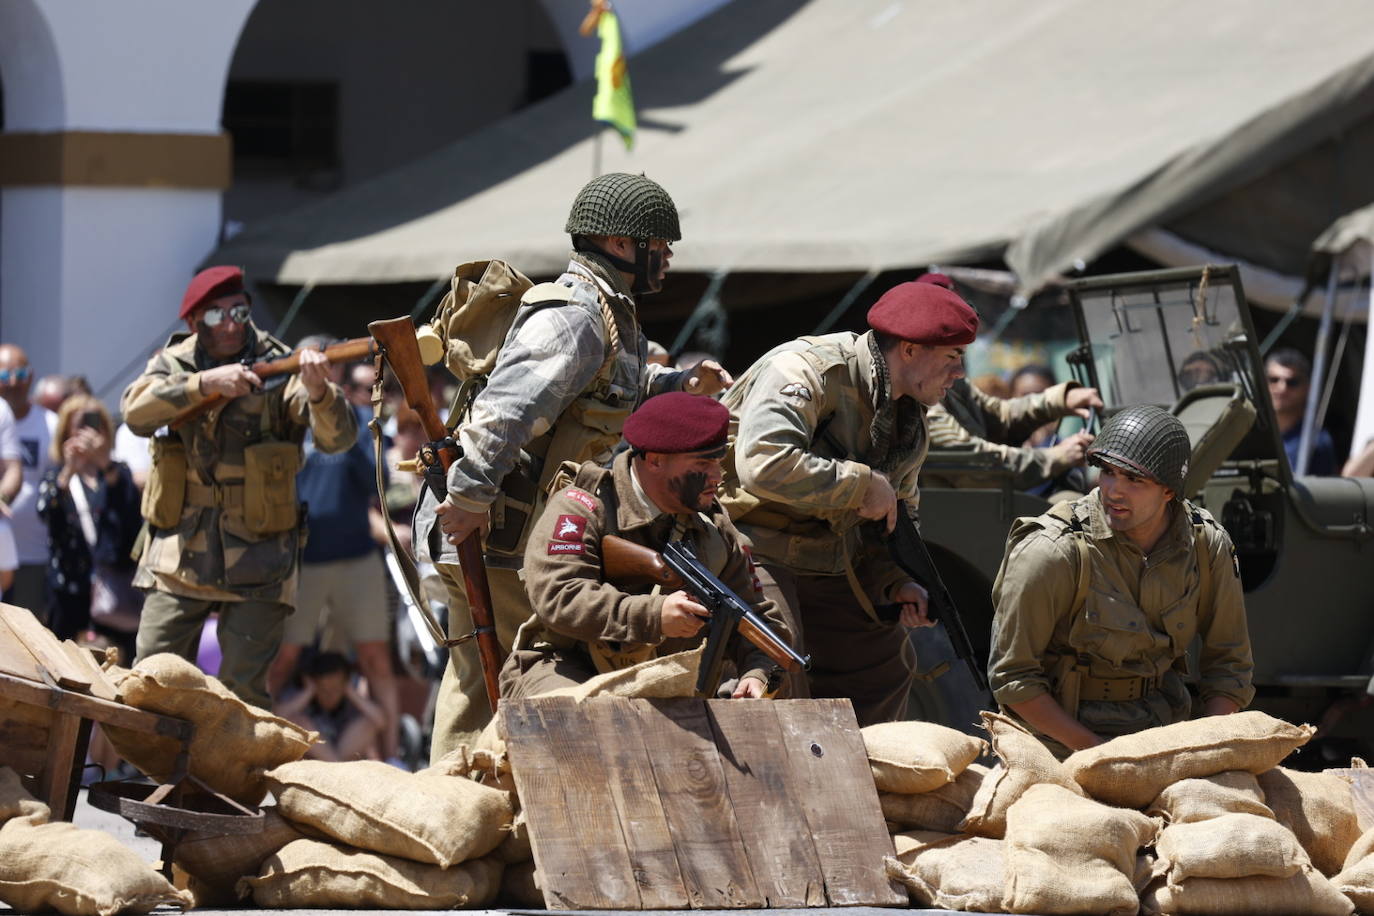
left=274, top=652, right=387, bottom=762
left=32, top=375, right=71, bottom=413
left=344, top=362, right=376, bottom=411
left=1267, top=347, right=1336, bottom=475
left=268, top=336, right=400, bottom=763
left=0, top=345, right=59, bottom=614
left=1010, top=364, right=1060, bottom=448
left=646, top=340, right=671, bottom=367
left=384, top=406, right=425, bottom=555
left=35, top=395, right=142, bottom=662
left=971, top=373, right=1012, bottom=400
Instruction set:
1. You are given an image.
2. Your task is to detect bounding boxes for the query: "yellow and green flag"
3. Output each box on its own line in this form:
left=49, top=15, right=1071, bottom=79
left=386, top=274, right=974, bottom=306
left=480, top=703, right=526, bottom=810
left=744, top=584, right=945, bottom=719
left=591, top=6, right=636, bottom=149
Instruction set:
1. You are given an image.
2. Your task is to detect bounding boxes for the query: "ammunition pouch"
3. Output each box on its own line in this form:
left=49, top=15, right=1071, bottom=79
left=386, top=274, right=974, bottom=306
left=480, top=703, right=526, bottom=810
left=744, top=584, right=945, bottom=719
left=141, top=436, right=187, bottom=529
left=242, top=441, right=302, bottom=535
left=486, top=456, right=543, bottom=557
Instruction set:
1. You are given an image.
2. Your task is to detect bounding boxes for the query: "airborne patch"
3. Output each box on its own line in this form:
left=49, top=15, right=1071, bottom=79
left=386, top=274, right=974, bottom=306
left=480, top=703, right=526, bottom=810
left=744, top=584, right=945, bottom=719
left=563, top=488, right=598, bottom=512
left=553, top=514, right=587, bottom=542
left=779, top=382, right=812, bottom=401
left=548, top=541, right=585, bottom=556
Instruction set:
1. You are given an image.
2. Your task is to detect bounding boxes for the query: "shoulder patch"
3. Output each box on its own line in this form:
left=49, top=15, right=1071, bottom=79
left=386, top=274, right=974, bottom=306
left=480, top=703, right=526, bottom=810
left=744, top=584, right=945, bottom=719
left=562, top=487, right=598, bottom=513
left=553, top=514, right=587, bottom=542
left=780, top=382, right=813, bottom=401
left=522, top=281, right=574, bottom=306
left=547, top=541, right=585, bottom=556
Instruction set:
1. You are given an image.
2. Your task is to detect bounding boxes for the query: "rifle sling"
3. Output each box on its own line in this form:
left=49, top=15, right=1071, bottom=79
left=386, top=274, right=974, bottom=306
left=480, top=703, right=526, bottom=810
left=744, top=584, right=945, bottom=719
left=368, top=355, right=473, bottom=651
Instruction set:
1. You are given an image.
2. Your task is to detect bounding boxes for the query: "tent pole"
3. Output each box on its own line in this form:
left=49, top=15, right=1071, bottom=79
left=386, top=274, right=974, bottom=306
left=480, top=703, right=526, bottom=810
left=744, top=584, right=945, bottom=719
left=274, top=282, right=316, bottom=343
left=1296, top=263, right=1339, bottom=475
left=812, top=269, right=879, bottom=335
left=1350, top=248, right=1374, bottom=455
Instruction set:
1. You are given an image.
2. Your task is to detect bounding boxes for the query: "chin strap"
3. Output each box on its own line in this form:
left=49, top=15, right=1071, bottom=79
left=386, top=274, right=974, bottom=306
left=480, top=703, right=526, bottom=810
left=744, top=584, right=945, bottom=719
left=573, top=237, right=662, bottom=295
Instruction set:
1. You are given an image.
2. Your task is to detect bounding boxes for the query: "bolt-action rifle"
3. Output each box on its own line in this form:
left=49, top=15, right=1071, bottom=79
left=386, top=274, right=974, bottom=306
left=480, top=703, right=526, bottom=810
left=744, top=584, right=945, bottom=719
left=368, top=316, right=503, bottom=713
left=601, top=534, right=809, bottom=697
left=168, top=337, right=376, bottom=429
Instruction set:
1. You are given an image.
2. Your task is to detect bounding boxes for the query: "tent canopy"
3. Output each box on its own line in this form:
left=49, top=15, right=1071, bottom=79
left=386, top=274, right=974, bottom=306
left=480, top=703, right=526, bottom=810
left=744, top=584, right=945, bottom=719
left=211, top=0, right=1374, bottom=296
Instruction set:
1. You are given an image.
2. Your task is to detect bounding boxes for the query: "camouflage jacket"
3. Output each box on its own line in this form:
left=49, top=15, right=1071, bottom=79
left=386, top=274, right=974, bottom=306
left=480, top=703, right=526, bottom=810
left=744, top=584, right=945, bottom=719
left=989, top=490, right=1255, bottom=711
left=416, top=253, right=687, bottom=567
left=121, top=326, right=356, bottom=603
left=717, top=331, right=922, bottom=604
left=926, top=378, right=1080, bottom=489
left=507, top=452, right=789, bottom=687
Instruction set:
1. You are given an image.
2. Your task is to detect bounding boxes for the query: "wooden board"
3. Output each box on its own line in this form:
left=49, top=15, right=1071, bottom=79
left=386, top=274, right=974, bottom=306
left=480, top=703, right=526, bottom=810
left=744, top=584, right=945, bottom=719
left=0, top=604, right=90, bottom=692
left=773, top=700, right=907, bottom=906
left=0, top=616, right=44, bottom=682
left=503, top=697, right=642, bottom=909
left=506, top=696, right=899, bottom=910
left=62, top=641, right=118, bottom=702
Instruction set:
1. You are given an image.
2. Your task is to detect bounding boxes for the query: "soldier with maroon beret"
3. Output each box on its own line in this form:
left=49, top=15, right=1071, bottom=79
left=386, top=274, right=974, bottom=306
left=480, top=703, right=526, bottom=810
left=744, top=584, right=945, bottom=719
left=501, top=392, right=792, bottom=699
left=121, top=265, right=356, bottom=708
left=717, top=279, right=979, bottom=725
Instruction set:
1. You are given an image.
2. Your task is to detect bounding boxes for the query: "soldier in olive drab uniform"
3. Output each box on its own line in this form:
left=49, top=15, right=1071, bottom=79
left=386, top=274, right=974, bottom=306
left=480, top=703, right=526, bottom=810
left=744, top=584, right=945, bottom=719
left=988, top=405, right=1254, bottom=758
left=422, top=174, right=733, bottom=760
left=501, top=393, right=789, bottom=698
left=122, top=266, right=356, bottom=708
left=718, top=281, right=979, bottom=726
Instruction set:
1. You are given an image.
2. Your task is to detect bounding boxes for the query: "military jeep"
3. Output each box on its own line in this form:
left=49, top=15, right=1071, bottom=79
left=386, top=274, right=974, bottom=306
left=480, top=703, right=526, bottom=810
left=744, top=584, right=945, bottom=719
left=912, top=265, right=1374, bottom=761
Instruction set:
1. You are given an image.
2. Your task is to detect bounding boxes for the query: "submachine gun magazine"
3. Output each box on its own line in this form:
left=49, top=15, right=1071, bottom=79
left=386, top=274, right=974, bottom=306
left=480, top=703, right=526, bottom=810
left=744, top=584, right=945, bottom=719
left=601, top=535, right=808, bottom=697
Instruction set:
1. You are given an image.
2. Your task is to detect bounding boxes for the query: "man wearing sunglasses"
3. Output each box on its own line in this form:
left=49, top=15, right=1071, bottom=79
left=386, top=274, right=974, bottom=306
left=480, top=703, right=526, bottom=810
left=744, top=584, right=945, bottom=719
left=0, top=345, right=47, bottom=613
left=1266, top=347, right=1336, bottom=476
left=120, top=266, right=357, bottom=708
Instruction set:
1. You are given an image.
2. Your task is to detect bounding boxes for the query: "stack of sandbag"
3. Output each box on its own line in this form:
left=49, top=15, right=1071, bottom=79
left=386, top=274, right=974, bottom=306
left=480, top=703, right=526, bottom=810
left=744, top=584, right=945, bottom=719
left=1333, top=827, right=1374, bottom=912
left=0, top=766, right=192, bottom=915
left=102, top=652, right=315, bottom=805
left=172, top=806, right=305, bottom=907
left=237, top=759, right=513, bottom=908
left=859, top=719, right=988, bottom=835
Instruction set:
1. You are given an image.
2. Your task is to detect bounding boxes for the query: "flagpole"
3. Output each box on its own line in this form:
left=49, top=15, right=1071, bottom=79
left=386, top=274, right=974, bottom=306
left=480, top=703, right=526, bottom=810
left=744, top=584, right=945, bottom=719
left=592, top=128, right=603, bottom=179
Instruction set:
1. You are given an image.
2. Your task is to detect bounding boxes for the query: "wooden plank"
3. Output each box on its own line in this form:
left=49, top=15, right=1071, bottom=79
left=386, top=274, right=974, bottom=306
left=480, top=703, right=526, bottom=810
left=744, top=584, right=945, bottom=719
left=0, top=616, right=44, bottom=682
left=0, top=697, right=51, bottom=776
left=0, top=604, right=90, bottom=691
left=0, top=672, right=192, bottom=741
left=62, top=641, right=117, bottom=701
left=773, top=700, right=907, bottom=906
left=37, top=711, right=87, bottom=821
left=582, top=698, right=691, bottom=909
left=707, top=701, right=827, bottom=907
left=637, top=698, right=762, bottom=908
left=504, top=697, right=641, bottom=910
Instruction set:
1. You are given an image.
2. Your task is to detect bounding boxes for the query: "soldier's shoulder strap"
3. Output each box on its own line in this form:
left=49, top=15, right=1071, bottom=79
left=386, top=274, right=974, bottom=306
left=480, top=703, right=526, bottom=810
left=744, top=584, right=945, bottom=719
left=1036, top=499, right=1093, bottom=619
left=520, top=281, right=575, bottom=307
left=525, top=278, right=621, bottom=387
left=1184, top=499, right=1219, bottom=605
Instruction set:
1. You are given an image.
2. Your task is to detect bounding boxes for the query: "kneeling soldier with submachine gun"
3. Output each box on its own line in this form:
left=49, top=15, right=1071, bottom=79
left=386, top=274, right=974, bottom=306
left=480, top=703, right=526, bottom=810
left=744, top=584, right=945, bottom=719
left=501, top=392, right=801, bottom=699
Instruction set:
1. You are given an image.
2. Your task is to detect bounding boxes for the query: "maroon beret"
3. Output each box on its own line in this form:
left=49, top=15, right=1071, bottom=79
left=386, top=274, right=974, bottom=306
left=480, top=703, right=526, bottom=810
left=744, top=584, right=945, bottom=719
left=624, top=392, right=730, bottom=454
left=867, top=281, right=978, bottom=346
left=180, top=265, right=244, bottom=319
left=915, top=272, right=955, bottom=290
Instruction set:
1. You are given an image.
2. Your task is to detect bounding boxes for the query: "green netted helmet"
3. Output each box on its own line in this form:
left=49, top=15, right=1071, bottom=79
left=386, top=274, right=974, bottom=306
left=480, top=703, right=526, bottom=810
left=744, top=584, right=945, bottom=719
left=1087, top=404, right=1191, bottom=495
left=565, top=172, right=681, bottom=242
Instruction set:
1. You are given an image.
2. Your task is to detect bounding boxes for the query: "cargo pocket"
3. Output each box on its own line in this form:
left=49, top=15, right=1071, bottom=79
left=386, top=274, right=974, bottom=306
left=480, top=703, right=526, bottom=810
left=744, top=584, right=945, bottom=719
left=141, top=436, right=187, bottom=529
left=1073, top=589, right=1154, bottom=668
left=242, top=441, right=301, bottom=535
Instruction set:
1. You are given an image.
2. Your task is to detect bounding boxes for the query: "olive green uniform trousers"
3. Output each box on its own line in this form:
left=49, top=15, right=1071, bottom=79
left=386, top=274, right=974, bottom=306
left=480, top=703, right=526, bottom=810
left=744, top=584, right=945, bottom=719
left=134, top=589, right=290, bottom=709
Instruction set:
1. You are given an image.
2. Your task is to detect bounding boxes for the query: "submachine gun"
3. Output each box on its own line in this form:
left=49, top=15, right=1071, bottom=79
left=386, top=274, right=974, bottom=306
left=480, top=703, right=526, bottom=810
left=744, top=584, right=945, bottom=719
left=602, top=535, right=809, bottom=697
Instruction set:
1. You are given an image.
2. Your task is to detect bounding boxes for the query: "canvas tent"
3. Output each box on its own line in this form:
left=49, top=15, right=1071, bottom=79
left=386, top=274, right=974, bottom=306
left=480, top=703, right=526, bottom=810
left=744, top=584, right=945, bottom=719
left=211, top=0, right=1374, bottom=312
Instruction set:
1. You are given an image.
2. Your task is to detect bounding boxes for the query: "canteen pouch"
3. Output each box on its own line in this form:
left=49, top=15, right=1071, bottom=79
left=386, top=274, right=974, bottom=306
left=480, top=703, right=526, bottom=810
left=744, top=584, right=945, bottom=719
left=141, top=436, right=187, bottom=529
left=242, top=441, right=301, bottom=535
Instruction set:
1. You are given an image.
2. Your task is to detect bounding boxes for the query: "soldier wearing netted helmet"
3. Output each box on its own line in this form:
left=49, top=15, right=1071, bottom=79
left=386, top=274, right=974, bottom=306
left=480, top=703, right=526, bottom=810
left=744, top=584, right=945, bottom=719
left=987, top=404, right=1254, bottom=757
left=424, top=172, right=732, bottom=761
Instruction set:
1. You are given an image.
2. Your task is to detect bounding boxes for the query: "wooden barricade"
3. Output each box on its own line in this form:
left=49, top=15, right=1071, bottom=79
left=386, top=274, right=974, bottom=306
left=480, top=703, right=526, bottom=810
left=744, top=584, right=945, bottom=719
left=505, top=696, right=905, bottom=910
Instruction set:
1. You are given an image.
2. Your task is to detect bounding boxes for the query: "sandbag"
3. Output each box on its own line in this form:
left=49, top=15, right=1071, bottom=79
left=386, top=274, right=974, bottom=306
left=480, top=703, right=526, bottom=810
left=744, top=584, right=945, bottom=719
left=1065, top=711, right=1314, bottom=809
left=1153, top=813, right=1307, bottom=885
left=239, top=838, right=504, bottom=909
left=266, top=759, right=513, bottom=867
left=500, top=860, right=545, bottom=908
left=960, top=712, right=1085, bottom=839
left=493, top=807, right=532, bottom=865
left=1332, top=841, right=1374, bottom=914
left=1140, top=869, right=1355, bottom=916
left=0, top=765, right=49, bottom=825
left=1003, top=782, right=1157, bottom=916
left=880, top=763, right=987, bottom=833
left=104, top=653, right=314, bottom=805
left=428, top=743, right=513, bottom=792
left=862, top=720, right=987, bottom=794
left=1259, top=766, right=1362, bottom=877
left=884, top=830, right=1006, bottom=913
left=0, top=814, right=192, bottom=916
left=1146, top=770, right=1273, bottom=824
left=172, top=806, right=303, bottom=903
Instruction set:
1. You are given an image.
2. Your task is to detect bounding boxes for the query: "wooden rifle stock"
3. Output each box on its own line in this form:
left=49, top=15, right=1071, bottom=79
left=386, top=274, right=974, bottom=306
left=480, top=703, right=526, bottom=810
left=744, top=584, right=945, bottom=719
left=169, top=336, right=376, bottom=430
left=601, top=534, right=804, bottom=674
left=368, top=316, right=503, bottom=714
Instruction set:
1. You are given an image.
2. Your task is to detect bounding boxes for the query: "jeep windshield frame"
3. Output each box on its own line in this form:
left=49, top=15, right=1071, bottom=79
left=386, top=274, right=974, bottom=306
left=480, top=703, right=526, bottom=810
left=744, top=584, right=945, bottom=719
left=1064, top=264, right=1286, bottom=478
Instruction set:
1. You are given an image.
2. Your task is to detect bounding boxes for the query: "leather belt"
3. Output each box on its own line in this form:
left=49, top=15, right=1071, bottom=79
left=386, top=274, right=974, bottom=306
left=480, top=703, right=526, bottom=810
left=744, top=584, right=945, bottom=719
left=184, top=480, right=244, bottom=509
